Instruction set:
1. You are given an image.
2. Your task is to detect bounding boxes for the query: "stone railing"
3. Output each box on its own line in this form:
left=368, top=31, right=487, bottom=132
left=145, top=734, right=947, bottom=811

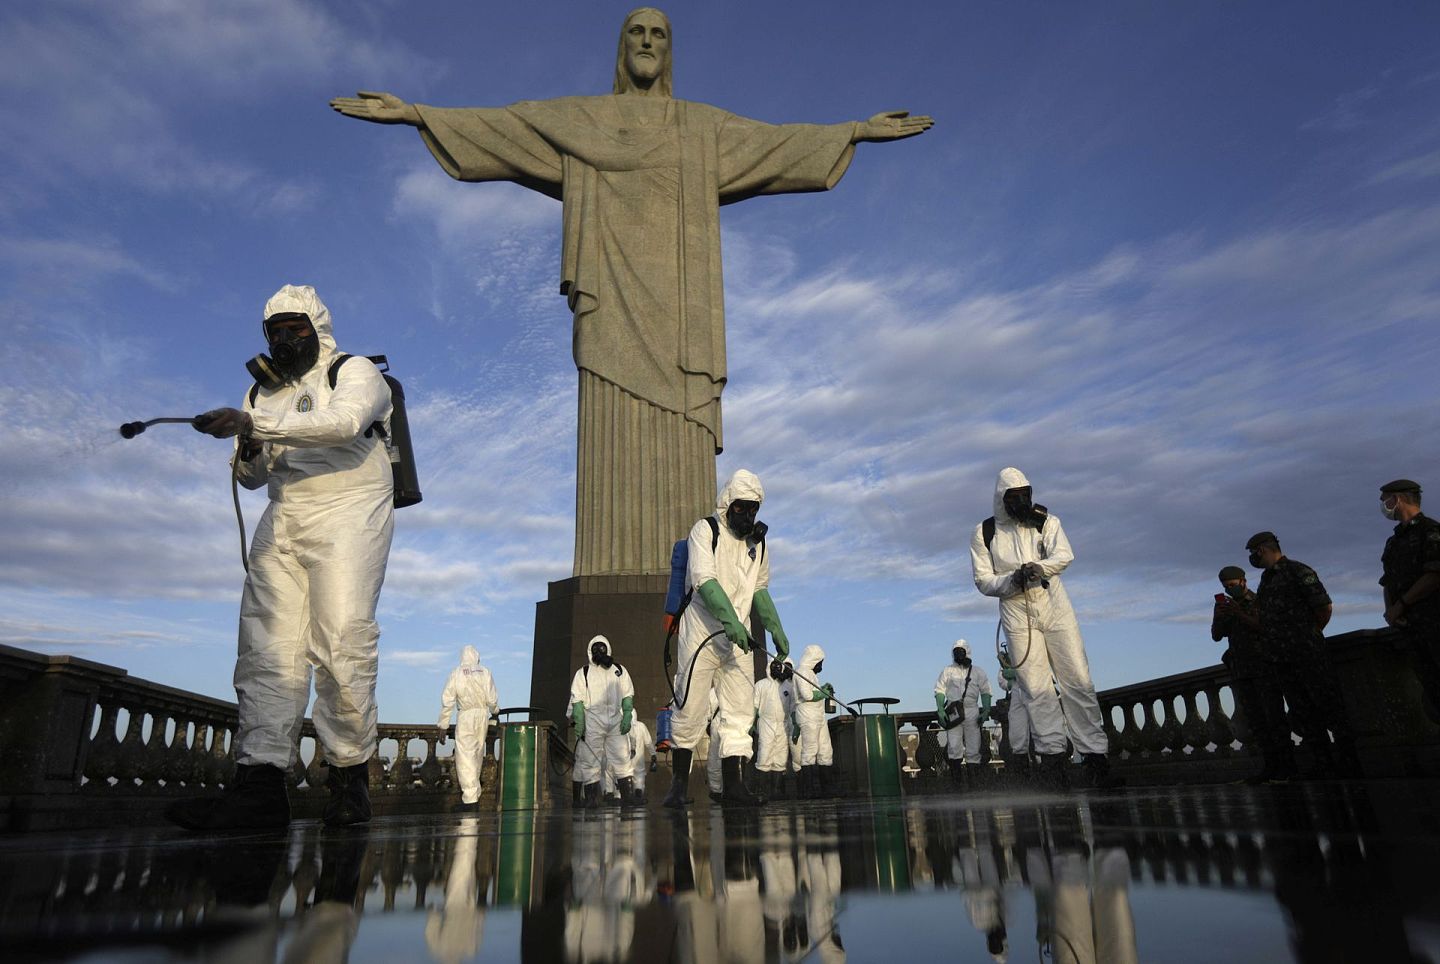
left=0, top=644, right=543, bottom=831
left=1099, top=627, right=1440, bottom=783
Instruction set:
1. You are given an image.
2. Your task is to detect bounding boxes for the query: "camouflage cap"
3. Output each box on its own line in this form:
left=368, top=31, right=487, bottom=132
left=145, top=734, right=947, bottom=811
left=1218, top=566, right=1246, bottom=582
left=1245, top=531, right=1280, bottom=551
left=1380, top=479, right=1422, bottom=496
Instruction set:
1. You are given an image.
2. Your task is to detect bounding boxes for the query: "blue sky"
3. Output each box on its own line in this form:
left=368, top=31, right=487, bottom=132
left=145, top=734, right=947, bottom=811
left=2, top=1, right=1438, bottom=728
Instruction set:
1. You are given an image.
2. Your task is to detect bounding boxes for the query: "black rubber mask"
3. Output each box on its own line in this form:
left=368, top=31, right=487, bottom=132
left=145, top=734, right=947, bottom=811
left=812, top=659, right=823, bottom=674
left=954, top=650, right=971, bottom=667
left=248, top=312, right=320, bottom=388
left=769, top=658, right=788, bottom=681
left=726, top=499, right=760, bottom=538
left=1002, top=487, right=1033, bottom=523
left=590, top=643, right=613, bottom=668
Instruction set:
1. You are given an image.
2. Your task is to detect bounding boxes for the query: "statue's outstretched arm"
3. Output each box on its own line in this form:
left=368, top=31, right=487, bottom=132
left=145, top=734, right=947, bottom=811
left=329, top=90, right=423, bottom=127
left=853, top=110, right=933, bottom=143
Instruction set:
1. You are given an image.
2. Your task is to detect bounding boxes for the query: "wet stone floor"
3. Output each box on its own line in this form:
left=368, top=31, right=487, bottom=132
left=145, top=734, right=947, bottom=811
left=7, top=781, right=1440, bottom=963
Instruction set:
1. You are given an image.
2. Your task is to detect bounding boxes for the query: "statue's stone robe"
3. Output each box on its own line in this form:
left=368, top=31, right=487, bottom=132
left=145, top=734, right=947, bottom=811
left=415, top=95, right=855, bottom=574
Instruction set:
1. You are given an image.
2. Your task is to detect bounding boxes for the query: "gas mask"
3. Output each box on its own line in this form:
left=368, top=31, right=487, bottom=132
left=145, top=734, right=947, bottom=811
left=726, top=499, right=760, bottom=538
left=1002, top=487, right=1047, bottom=528
left=812, top=659, right=823, bottom=674
left=247, top=312, right=320, bottom=389
left=590, top=642, right=613, bottom=669
left=769, top=658, right=791, bottom=681
left=954, top=649, right=971, bottom=668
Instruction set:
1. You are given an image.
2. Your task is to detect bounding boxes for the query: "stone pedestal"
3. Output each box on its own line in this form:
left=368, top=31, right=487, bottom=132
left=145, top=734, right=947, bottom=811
left=530, top=576, right=766, bottom=744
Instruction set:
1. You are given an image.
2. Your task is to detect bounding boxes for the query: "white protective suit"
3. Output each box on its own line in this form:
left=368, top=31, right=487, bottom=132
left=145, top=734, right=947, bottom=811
left=1000, top=672, right=1032, bottom=760
left=794, top=645, right=833, bottom=767
left=754, top=664, right=798, bottom=773
left=672, top=469, right=770, bottom=758
left=231, top=284, right=394, bottom=770
left=437, top=645, right=500, bottom=805
left=570, top=635, right=636, bottom=785
left=705, top=687, right=724, bottom=794
left=603, top=719, right=654, bottom=797
left=970, top=468, right=1107, bottom=758
left=935, top=642, right=992, bottom=764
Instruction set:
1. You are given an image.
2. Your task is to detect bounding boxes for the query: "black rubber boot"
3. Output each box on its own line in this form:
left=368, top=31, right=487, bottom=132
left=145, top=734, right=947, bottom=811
left=165, top=763, right=290, bottom=831
left=617, top=776, right=640, bottom=808
left=663, top=748, right=694, bottom=809
left=1080, top=753, right=1124, bottom=789
left=947, top=757, right=965, bottom=787
left=584, top=781, right=601, bottom=810
left=1037, top=753, right=1070, bottom=790
left=1006, top=754, right=1032, bottom=784
left=323, top=761, right=373, bottom=827
left=572, top=780, right=585, bottom=806
left=722, top=756, right=765, bottom=807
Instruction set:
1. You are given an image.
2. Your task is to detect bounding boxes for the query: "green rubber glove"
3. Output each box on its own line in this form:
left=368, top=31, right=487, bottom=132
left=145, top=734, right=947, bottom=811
left=572, top=701, right=586, bottom=740
left=811, top=683, right=834, bottom=702
left=752, top=588, right=789, bottom=659
left=749, top=710, right=759, bottom=738
left=790, top=713, right=801, bottom=742
left=620, top=696, right=633, bottom=735
left=980, top=692, right=992, bottom=721
left=935, top=691, right=947, bottom=724
left=697, top=579, right=750, bottom=651
left=1002, top=666, right=1018, bottom=681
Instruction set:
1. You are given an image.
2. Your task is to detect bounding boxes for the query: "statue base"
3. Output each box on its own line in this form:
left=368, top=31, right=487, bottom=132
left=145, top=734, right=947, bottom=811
left=530, top=575, right=765, bottom=743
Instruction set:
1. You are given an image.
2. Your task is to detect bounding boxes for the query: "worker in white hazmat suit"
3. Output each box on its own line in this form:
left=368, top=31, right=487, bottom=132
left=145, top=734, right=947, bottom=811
left=437, top=645, right=499, bottom=807
left=570, top=635, right=637, bottom=809
left=970, top=467, right=1117, bottom=789
left=794, top=644, right=836, bottom=799
left=754, top=656, right=800, bottom=800
left=663, top=469, right=791, bottom=809
left=603, top=718, right=654, bottom=803
left=934, top=639, right=993, bottom=788
left=168, top=284, right=394, bottom=831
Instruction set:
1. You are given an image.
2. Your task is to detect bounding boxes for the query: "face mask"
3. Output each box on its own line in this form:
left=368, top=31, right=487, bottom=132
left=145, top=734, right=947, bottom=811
left=812, top=660, right=823, bottom=674
left=1382, top=499, right=1399, bottom=521
left=726, top=500, right=759, bottom=538
left=590, top=644, right=613, bottom=668
left=248, top=313, right=320, bottom=388
left=769, top=659, right=786, bottom=681
left=1003, top=489, right=1032, bottom=522
left=1224, top=584, right=1246, bottom=600
left=1248, top=551, right=1264, bottom=568
left=953, top=650, right=969, bottom=666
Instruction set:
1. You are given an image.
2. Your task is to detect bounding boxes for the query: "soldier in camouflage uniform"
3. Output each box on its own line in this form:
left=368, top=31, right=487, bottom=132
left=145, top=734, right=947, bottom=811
left=1242, top=531, right=1361, bottom=778
left=1212, top=564, right=1296, bottom=782
left=1378, top=479, right=1440, bottom=719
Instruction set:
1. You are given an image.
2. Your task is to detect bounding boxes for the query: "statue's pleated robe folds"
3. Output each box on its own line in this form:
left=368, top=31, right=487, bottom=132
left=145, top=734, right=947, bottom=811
left=415, top=95, right=856, bottom=574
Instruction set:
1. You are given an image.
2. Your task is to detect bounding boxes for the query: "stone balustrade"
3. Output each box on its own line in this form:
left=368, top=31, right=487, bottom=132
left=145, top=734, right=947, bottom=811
left=0, top=644, right=533, bottom=831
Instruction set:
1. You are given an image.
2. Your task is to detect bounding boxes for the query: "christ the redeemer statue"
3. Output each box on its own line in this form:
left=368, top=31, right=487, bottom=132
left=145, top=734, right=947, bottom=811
left=332, top=7, right=931, bottom=577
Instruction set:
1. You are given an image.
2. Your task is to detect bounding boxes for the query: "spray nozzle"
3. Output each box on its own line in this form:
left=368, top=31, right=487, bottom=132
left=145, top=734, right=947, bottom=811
left=118, top=417, right=198, bottom=439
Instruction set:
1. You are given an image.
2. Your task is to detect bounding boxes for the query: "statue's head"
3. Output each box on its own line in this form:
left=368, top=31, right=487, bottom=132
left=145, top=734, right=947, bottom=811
left=614, top=7, right=672, bottom=97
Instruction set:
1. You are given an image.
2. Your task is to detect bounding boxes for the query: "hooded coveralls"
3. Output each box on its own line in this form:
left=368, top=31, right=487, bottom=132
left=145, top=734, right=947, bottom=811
left=794, top=644, right=833, bottom=767
left=604, top=719, right=654, bottom=797
left=437, top=645, right=499, bottom=804
left=231, top=285, right=394, bottom=770
left=754, top=665, right=798, bottom=773
left=672, top=469, right=770, bottom=758
left=570, top=638, right=636, bottom=785
left=1000, top=672, right=1032, bottom=759
left=935, top=647, right=993, bottom=764
left=970, top=467, right=1108, bottom=758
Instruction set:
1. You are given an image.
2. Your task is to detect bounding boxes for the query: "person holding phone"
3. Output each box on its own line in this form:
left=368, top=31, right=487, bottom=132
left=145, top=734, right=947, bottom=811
left=1212, top=565, right=1294, bottom=783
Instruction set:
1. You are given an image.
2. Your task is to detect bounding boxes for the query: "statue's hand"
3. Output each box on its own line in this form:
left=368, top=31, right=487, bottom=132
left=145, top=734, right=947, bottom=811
left=855, top=110, right=934, bottom=143
left=329, top=90, right=421, bottom=127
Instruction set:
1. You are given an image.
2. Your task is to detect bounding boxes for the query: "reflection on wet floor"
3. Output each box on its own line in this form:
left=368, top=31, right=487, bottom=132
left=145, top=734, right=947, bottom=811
left=7, top=782, right=1440, bottom=962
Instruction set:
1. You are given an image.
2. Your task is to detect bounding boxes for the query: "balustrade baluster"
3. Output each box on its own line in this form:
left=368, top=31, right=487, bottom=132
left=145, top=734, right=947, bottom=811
left=113, top=705, right=144, bottom=791
left=1205, top=684, right=1234, bottom=756
left=1180, top=690, right=1209, bottom=754
left=85, top=700, right=122, bottom=786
